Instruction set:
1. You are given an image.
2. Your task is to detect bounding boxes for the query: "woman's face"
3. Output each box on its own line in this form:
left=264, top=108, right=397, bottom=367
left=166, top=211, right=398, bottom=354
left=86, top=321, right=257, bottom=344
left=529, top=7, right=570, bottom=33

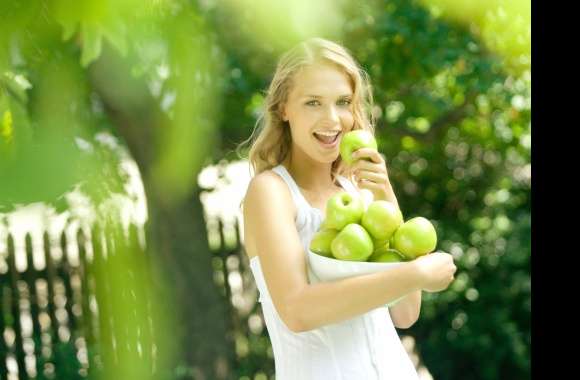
left=282, top=63, right=355, bottom=164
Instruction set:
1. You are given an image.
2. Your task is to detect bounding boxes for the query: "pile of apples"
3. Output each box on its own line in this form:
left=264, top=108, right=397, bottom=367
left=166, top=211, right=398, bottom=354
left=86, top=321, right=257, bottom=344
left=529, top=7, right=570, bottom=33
left=309, top=194, right=437, bottom=262
left=309, top=130, right=437, bottom=263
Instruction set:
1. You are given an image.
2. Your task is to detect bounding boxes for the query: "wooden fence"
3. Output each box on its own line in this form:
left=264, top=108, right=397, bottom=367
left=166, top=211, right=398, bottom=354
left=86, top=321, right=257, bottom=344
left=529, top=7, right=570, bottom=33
left=0, top=223, right=157, bottom=380
left=0, top=209, right=273, bottom=380
left=206, top=216, right=275, bottom=380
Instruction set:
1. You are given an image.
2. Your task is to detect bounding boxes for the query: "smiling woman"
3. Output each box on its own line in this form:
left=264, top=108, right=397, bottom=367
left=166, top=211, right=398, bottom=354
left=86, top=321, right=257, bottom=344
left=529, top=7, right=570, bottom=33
left=239, top=37, right=375, bottom=180
left=238, top=38, right=457, bottom=380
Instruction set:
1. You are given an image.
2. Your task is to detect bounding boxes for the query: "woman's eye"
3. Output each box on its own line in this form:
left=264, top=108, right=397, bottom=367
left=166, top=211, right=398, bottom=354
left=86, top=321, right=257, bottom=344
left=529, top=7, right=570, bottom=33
left=305, top=99, right=351, bottom=107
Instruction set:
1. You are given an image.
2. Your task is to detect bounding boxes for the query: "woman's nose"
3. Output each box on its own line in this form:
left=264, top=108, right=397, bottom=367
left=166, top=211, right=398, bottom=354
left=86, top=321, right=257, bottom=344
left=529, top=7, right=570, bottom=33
left=324, top=105, right=340, bottom=122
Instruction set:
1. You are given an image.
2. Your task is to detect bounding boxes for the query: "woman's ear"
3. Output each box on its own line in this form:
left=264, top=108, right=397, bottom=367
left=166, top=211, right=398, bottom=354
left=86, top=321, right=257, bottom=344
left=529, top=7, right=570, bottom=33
left=279, top=101, right=290, bottom=122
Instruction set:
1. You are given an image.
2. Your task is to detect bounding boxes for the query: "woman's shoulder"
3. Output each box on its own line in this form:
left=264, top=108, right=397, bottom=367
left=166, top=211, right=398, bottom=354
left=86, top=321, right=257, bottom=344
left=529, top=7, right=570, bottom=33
left=242, top=169, right=299, bottom=262
left=244, top=169, right=292, bottom=210
left=243, top=169, right=297, bottom=236
left=248, top=169, right=286, bottom=192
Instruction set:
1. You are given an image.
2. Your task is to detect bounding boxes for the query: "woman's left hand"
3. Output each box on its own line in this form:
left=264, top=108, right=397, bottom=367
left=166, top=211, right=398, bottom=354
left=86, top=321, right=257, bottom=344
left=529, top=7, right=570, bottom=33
left=351, top=148, right=396, bottom=203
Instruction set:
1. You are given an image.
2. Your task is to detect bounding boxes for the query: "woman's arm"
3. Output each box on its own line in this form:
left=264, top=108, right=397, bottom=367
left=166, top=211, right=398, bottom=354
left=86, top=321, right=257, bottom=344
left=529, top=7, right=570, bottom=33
left=244, top=171, right=428, bottom=332
left=375, top=181, right=423, bottom=329
left=350, top=155, right=422, bottom=329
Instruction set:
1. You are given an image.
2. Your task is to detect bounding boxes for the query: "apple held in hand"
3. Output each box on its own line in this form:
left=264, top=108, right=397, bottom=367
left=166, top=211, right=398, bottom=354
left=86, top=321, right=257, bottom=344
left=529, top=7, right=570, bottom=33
left=325, top=191, right=365, bottom=230
left=331, top=223, right=374, bottom=261
left=368, top=247, right=406, bottom=263
left=310, top=229, right=339, bottom=257
left=339, top=129, right=378, bottom=165
left=362, top=200, right=403, bottom=241
left=391, top=217, right=437, bottom=260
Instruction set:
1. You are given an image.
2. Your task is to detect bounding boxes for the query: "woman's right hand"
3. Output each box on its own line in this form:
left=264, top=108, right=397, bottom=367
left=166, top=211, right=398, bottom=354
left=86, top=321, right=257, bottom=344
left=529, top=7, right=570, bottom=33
left=412, top=251, right=457, bottom=292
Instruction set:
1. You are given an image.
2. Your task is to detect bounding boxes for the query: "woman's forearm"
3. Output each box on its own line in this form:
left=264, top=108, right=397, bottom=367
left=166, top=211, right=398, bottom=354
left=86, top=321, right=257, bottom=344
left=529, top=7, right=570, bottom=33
left=290, top=261, right=424, bottom=332
left=370, top=180, right=400, bottom=208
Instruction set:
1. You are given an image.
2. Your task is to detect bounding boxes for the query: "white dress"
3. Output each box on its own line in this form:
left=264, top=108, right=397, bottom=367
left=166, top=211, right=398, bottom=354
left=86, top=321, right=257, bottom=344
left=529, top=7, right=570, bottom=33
left=248, top=165, right=420, bottom=380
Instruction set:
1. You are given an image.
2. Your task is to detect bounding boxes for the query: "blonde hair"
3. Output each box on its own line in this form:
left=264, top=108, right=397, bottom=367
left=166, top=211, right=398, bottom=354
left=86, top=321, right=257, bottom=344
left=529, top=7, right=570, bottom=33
left=238, top=37, right=375, bottom=179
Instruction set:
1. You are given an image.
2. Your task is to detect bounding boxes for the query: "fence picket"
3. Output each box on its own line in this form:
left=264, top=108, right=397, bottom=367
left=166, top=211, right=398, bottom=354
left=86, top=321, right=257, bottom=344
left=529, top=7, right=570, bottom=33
left=7, top=234, right=28, bottom=380
left=24, top=234, right=43, bottom=377
left=77, top=228, right=96, bottom=373
left=0, top=277, right=9, bottom=378
left=43, top=231, right=62, bottom=379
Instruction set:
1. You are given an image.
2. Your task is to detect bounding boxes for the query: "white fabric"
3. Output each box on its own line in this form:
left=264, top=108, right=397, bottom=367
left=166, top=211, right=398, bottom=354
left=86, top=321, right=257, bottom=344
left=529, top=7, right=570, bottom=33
left=248, top=165, right=420, bottom=380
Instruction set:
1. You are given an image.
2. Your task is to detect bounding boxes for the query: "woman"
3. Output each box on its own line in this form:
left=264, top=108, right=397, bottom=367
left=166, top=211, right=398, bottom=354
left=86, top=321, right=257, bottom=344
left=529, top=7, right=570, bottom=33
left=241, top=37, right=456, bottom=380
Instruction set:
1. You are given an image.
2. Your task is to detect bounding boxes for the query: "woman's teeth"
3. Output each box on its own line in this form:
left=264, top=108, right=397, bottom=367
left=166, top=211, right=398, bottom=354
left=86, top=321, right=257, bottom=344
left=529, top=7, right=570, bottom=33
left=313, top=131, right=341, bottom=144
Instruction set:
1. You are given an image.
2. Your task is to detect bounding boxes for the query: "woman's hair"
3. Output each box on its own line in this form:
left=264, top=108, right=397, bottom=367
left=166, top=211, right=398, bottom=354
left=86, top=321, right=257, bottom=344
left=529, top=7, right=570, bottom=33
left=238, top=37, right=375, bottom=179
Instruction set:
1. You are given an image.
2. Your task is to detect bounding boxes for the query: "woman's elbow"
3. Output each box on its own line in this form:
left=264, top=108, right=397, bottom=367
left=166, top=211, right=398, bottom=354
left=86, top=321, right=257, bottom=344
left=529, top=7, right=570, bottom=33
left=394, top=317, right=418, bottom=329
left=393, top=311, right=420, bottom=329
left=391, top=307, right=420, bottom=329
left=283, top=306, right=315, bottom=333
left=283, top=315, right=308, bottom=333
left=279, top=301, right=308, bottom=332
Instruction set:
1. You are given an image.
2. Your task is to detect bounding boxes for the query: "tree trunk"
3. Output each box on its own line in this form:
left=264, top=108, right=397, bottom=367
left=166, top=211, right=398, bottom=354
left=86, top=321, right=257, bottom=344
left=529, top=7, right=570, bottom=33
left=145, top=186, right=234, bottom=380
left=89, top=43, right=235, bottom=379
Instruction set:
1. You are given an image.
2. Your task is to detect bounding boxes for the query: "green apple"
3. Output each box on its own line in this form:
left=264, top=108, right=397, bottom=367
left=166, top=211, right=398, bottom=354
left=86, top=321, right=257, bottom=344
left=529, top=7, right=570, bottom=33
left=391, top=217, right=437, bottom=260
left=319, top=219, right=334, bottom=231
left=331, top=223, right=374, bottom=261
left=339, top=129, right=378, bottom=165
left=325, top=191, right=365, bottom=230
left=373, top=237, right=390, bottom=251
left=309, top=229, right=339, bottom=257
left=362, top=200, right=403, bottom=241
left=368, top=248, right=406, bottom=263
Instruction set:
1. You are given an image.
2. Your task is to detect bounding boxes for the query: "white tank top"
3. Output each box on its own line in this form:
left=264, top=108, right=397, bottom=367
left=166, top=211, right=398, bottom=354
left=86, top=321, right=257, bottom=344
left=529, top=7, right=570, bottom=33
left=248, top=165, right=420, bottom=380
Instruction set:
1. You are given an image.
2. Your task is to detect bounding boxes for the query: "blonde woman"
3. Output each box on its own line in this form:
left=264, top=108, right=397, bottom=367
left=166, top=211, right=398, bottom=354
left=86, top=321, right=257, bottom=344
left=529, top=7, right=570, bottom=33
left=241, top=38, right=456, bottom=379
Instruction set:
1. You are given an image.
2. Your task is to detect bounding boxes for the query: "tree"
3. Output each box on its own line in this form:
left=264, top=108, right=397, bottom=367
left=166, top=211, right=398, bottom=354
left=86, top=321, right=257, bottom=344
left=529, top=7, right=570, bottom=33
left=1, top=1, right=234, bottom=378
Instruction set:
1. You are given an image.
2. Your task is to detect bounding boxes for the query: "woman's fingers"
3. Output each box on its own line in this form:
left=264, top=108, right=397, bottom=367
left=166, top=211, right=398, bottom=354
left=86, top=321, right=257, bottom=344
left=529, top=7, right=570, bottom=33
left=355, top=170, right=387, bottom=184
left=356, top=179, right=384, bottom=193
left=351, top=159, right=384, bottom=174
left=353, top=148, right=384, bottom=164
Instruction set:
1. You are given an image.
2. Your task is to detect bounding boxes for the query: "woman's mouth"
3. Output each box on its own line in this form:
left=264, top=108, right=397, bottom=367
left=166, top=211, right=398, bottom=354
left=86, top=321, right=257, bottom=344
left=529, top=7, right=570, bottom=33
left=313, top=130, right=342, bottom=147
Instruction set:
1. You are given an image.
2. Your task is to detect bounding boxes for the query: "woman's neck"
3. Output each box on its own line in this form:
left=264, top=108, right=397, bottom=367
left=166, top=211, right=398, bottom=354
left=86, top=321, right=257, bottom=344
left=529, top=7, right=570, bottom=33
left=283, top=151, right=336, bottom=194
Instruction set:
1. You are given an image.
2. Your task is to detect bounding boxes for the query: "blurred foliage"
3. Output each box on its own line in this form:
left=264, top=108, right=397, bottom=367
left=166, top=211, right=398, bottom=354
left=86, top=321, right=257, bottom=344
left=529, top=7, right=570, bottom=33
left=1, top=0, right=224, bottom=379
left=0, top=0, right=128, bottom=210
left=420, top=0, right=530, bottom=76
left=0, top=0, right=225, bottom=209
left=1, top=0, right=529, bottom=379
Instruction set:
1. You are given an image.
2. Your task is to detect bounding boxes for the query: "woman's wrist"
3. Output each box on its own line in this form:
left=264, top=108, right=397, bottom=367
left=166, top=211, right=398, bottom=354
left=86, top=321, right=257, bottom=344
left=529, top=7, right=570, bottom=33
left=407, top=260, right=427, bottom=290
left=375, top=181, right=398, bottom=204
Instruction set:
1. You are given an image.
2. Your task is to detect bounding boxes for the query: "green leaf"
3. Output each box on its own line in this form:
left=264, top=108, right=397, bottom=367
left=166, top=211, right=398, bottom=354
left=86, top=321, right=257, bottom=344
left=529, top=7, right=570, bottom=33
left=102, top=18, right=128, bottom=57
left=50, top=0, right=82, bottom=41
left=61, top=19, right=79, bottom=41
left=81, top=23, right=103, bottom=67
left=1, top=71, right=32, bottom=104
